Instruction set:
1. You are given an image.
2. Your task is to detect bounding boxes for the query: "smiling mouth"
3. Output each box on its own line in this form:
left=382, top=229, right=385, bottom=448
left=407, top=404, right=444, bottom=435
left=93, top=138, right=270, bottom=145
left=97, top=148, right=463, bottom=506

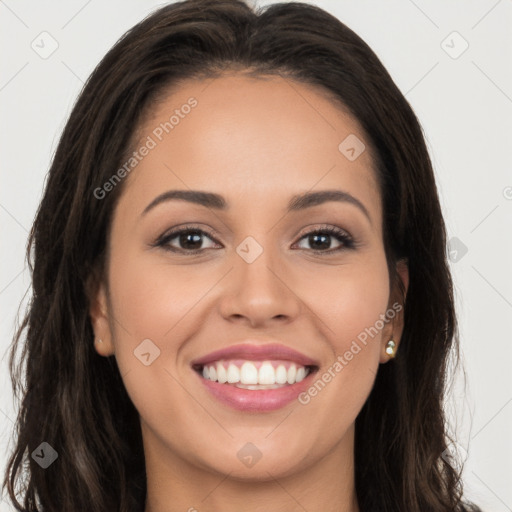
left=192, top=359, right=319, bottom=389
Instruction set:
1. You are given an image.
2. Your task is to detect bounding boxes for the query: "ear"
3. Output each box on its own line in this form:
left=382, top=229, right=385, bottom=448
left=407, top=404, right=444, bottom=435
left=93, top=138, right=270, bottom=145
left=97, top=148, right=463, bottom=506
left=380, top=258, right=409, bottom=363
left=88, top=275, right=115, bottom=357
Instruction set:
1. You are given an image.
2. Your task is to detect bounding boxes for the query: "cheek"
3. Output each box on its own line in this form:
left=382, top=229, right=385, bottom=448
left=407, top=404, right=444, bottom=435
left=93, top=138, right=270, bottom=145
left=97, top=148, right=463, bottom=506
left=331, top=272, right=389, bottom=349
left=108, top=246, right=213, bottom=342
left=293, top=252, right=389, bottom=409
left=294, top=251, right=390, bottom=344
left=105, top=249, right=214, bottom=442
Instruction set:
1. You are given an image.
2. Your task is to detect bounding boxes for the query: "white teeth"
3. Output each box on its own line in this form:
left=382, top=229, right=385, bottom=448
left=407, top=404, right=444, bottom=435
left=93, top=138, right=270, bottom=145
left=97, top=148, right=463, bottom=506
left=258, top=362, right=276, bottom=385
left=216, top=363, right=227, bottom=383
left=287, top=364, right=297, bottom=384
left=201, top=361, right=311, bottom=386
left=240, top=361, right=258, bottom=384
left=296, top=367, right=306, bottom=382
left=275, top=364, right=288, bottom=384
left=227, top=364, right=240, bottom=383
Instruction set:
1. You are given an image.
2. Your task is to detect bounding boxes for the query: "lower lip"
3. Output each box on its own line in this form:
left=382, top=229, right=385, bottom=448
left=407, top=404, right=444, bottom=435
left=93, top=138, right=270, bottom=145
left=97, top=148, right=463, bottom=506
left=194, top=369, right=317, bottom=412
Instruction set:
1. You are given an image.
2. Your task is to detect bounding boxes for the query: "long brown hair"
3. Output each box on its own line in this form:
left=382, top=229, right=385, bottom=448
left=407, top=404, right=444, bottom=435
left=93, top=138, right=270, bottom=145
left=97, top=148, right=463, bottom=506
left=3, top=1, right=481, bottom=510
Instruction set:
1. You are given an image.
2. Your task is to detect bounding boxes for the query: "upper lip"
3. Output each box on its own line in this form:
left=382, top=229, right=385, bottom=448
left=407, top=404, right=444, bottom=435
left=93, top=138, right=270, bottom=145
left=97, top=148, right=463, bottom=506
left=191, top=342, right=320, bottom=368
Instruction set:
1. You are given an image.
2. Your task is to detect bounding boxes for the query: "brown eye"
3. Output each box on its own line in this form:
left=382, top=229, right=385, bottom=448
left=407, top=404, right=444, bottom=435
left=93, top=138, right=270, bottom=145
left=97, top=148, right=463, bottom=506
left=155, top=226, right=221, bottom=253
left=294, top=226, right=355, bottom=253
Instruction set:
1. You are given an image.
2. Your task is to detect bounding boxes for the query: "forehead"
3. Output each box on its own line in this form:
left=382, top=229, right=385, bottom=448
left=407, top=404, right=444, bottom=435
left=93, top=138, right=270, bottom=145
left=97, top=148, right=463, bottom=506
left=118, top=72, right=381, bottom=224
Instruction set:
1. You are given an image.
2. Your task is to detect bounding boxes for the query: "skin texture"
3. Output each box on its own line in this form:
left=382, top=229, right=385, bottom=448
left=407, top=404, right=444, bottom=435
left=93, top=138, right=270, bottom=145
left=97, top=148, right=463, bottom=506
left=90, top=73, right=409, bottom=512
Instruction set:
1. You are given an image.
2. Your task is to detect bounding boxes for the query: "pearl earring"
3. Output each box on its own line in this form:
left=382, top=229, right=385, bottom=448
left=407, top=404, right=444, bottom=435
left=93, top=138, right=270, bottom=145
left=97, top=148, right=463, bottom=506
left=385, top=339, right=396, bottom=358
left=96, top=338, right=103, bottom=344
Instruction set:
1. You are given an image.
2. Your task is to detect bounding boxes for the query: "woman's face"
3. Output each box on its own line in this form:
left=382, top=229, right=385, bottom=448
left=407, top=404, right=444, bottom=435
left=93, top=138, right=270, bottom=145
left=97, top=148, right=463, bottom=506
left=91, top=73, right=408, bottom=481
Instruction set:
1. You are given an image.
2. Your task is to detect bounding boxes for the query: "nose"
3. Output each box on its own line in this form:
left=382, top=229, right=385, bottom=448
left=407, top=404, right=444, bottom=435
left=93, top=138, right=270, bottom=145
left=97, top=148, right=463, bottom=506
left=218, top=238, right=302, bottom=328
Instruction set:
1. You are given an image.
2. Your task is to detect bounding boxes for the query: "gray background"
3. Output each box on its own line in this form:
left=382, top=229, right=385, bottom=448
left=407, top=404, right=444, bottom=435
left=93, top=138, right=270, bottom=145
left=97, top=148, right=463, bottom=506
left=1, top=0, right=511, bottom=510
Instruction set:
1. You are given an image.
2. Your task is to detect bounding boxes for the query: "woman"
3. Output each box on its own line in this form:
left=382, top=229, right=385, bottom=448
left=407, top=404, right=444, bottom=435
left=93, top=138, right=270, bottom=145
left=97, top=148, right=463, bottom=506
left=2, top=0, right=482, bottom=510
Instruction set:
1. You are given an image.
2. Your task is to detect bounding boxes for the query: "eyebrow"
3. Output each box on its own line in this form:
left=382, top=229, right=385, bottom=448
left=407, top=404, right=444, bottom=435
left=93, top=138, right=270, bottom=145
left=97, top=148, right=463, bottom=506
left=141, top=189, right=372, bottom=224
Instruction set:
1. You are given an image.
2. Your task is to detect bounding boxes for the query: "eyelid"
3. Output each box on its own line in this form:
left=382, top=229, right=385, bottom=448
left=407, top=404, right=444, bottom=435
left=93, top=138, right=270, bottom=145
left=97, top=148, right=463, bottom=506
left=294, top=223, right=351, bottom=240
left=154, top=223, right=220, bottom=245
left=292, top=224, right=356, bottom=252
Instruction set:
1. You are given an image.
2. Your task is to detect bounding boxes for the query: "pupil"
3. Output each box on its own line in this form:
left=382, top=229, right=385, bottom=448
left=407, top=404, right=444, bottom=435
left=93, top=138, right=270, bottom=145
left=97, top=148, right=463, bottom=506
left=181, top=231, right=202, bottom=249
left=310, top=233, right=330, bottom=249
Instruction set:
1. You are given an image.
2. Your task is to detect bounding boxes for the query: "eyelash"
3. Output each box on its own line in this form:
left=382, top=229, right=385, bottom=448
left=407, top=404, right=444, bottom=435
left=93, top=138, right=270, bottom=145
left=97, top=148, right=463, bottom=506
left=152, top=224, right=357, bottom=255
